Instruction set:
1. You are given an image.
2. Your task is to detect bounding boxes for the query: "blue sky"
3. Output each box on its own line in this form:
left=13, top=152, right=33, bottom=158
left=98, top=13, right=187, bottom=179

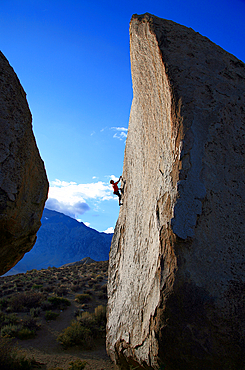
left=0, top=0, right=244, bottom=233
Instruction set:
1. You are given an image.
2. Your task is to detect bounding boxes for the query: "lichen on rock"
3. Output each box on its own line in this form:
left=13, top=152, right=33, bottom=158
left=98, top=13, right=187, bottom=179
left=107, top=13, right=245, bottom=370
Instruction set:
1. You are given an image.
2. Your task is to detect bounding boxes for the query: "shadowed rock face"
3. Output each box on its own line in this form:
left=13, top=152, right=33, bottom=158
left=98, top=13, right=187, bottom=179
left=0, top=51, right=48, bottom=275
left=106, top=14, right=245, bottom=370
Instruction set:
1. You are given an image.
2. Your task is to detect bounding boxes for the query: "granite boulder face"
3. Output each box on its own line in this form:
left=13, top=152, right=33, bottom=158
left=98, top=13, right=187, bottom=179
left=107, top=14, right=245, bottom=370
left=0, top=51, right=48, bottom=275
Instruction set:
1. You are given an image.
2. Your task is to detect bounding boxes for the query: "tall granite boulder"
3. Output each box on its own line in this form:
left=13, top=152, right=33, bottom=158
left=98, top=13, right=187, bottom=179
left=0, top=51, right=48, bottom=275
left=107, top=14, right=245, bottom=370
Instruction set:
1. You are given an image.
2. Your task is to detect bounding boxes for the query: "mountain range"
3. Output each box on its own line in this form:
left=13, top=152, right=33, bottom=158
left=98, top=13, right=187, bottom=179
left=5, top=209, right=113, bottom=275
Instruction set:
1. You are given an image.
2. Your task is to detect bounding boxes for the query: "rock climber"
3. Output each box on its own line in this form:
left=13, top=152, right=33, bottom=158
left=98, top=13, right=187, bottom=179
left=110, top=176, right=123, bottom=206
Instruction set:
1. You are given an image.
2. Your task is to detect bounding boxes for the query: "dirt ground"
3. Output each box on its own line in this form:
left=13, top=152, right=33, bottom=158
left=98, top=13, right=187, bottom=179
left=17, top=302, right=118, bottom=370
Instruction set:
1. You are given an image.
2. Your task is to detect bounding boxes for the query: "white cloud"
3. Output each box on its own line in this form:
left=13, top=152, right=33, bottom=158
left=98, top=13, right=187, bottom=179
left=49, top=179, right=112, bottom=200
left=104, top=227, right=114, bottom=234
left=111, top=127, right=128, bottom=132
left=111, top=126, right=128, bottom=141
left=113, top=132, right=127, bottom=141
left=46, top=179, right=113, bottom=219
left=84, top=222, right=90, bottom=227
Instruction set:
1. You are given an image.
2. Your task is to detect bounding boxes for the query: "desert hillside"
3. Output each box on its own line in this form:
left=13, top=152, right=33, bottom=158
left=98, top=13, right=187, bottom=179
left=0, top=260, right=117, bottom=370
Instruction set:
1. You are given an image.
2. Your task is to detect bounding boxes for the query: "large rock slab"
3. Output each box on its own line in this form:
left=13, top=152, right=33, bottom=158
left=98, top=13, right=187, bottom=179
left=0, top=51, right=48, bottom=275
left=107, top=14, right=245, bottom=370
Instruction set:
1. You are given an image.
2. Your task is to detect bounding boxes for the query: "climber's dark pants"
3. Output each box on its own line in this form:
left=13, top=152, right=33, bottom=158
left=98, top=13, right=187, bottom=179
left=114, top=190, right=122, bottom=204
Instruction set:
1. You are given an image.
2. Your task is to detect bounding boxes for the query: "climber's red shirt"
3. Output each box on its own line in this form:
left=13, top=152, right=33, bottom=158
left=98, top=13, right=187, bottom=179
left=112, top=180, right=119, bottom=193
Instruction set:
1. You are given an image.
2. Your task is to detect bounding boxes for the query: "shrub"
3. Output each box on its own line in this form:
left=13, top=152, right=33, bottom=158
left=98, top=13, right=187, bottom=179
left=41, top=300, right=53, bottom=311
left=93, top=283, right=101, bottom=290
left=31, top=284, right=43, bottom=290
left=1, top=324, right=21, bottom=338
left=57, top=321, right=92, bottom=349
left=68, top=359, right=87, bottom=370
left=16, top=282, right=24, bottom=288
left=101, top=284, right=107, bottom=293
left=59, top=305, right=107, bottom=350
left=13, top=353, right=37, bottom=369
left=2, top=313, right=19, bottom=327
left=30, top=307, right=41, bottom=318
left=21, top=316, right=39, bottom=332
left=47, top=296, right=71, bottom=309
left=8, top=292, right=44, bottom=312
left=16, top=327, right=35, bottom=340
left=0, top=310, right=6, bottom=325
left=94, top=305, right=106, bottom=325
left=0, top=336, right=13, bottom=367
left=74, top=309, right=84, bottom=317
left=71, top=284, right=81, bottom=292
left=76, top=311, right=95, bottom=329
left=95, top=274, right=103, bottom=281
left=96, top=291, right=107, bottom=300
left=45, top=311, right=60, bottom=321
left=76, top=305, right=106, bottom=337
left=1, top=315, right=39, bottom=339
left=0, top=298, right=8, bottom=309
left=75, top=294, right=91, bottom=304
left=55, top=286, right=69, bottom=296
left=43, top=286, right=53, bottom=293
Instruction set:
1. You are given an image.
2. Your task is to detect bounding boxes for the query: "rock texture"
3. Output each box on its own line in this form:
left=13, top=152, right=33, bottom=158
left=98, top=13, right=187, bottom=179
left=107, top=14, right=245, bottom=370
left=0, top=51, right=48, bottom=275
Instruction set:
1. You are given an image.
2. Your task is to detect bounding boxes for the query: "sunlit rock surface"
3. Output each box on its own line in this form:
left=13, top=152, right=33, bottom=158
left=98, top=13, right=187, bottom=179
left=0, top=51, right=48, bottom=275
left=107, top=13, right=245, bottom=370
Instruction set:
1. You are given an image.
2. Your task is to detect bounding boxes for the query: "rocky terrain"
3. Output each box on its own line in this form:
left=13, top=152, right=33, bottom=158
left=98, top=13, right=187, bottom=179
left=107, top=13, right=245, bottom=370
left=0, top=259, right=117, bottom=370
left=0, top=51, right=48, bottom=275
left=6, top=209, right=113, bottom=275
